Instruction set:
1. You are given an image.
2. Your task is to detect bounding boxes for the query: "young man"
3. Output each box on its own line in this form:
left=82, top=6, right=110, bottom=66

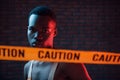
left=24, top=6, right=91, bottom=80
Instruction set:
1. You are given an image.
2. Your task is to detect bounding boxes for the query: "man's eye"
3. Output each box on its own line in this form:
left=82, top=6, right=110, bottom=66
left=42, top=29, right=47, bottom=33
left=41, top=29, right=50, bottom=33
left=29, top=27, right=36, bottom=32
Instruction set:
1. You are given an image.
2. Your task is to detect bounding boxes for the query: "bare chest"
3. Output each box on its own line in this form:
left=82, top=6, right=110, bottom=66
left=31, top=62, right=53, bottom=80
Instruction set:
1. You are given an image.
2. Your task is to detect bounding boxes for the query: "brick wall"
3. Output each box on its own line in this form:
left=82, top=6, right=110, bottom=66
left=0, top=0, right=120, bottom=80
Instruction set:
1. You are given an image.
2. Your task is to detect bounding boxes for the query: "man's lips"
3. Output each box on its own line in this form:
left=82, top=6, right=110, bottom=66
left=32, top=40, right=43, bottom=47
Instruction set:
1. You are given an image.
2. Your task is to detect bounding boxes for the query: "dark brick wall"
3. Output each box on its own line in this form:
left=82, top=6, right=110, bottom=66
left=0, top=0, right=120, bottom=80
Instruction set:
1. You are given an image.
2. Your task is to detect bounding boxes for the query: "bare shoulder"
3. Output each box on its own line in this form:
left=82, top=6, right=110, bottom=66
left=58, top=63, right=91, bottom=80
left=24, top=61, right=32, bottom=70
left=24, top=60, right=33, bottom=80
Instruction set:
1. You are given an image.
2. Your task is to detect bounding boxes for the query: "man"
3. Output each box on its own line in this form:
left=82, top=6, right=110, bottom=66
left=24, top=6, right=91, bottom=80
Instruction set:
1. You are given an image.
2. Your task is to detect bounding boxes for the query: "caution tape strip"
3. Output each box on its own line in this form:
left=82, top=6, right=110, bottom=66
left=0, top=45, right=120, bottom=64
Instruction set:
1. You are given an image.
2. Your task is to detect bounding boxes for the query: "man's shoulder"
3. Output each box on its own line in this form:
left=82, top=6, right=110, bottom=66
left=24, top=60, right=34, bottom=79
left=24, top=60, right=34, bottom=70
left=55, top=63, right=91, bottom=80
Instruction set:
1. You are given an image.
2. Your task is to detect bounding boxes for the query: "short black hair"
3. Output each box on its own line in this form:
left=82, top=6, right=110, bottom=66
left=29, top=6, right=56, bottom=21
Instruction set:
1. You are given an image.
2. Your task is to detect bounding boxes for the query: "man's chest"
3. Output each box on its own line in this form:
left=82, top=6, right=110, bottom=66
left=31, top=62, right=53, bottom=80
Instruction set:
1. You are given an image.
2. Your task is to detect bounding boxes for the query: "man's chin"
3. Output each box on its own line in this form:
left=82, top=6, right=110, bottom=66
left=31, top=44, right=44, bottom=47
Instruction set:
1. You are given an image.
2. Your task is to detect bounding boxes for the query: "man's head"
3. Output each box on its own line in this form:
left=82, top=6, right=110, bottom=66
left=27, top=6, right=57, bottom=48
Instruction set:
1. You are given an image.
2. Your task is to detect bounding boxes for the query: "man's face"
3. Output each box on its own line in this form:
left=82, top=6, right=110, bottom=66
left=27, top=14, right=56, bottom=48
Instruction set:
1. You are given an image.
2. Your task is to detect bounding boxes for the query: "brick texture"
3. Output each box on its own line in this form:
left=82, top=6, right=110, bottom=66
left=0, top=0, right=120, bottom=80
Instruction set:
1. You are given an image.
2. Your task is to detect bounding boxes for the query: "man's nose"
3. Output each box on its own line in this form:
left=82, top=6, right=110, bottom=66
left=34, top=31, right=39, bottom=38
left=34, top=32, right=44, bottom=40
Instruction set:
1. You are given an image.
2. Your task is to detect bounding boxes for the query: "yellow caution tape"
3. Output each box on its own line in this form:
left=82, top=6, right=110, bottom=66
left=0, top=45, right=120, bottom=64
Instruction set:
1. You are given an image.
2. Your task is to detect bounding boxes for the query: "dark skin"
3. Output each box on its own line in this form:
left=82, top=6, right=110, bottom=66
left=24, top=14, right=57, bottom=80
left=27, top=14, right=56, bottom=48
left=24, top=14, right=91, bottom=80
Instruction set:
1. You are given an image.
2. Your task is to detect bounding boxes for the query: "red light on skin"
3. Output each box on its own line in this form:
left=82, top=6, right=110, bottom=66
left=48, top=20, right=56, bottom=28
